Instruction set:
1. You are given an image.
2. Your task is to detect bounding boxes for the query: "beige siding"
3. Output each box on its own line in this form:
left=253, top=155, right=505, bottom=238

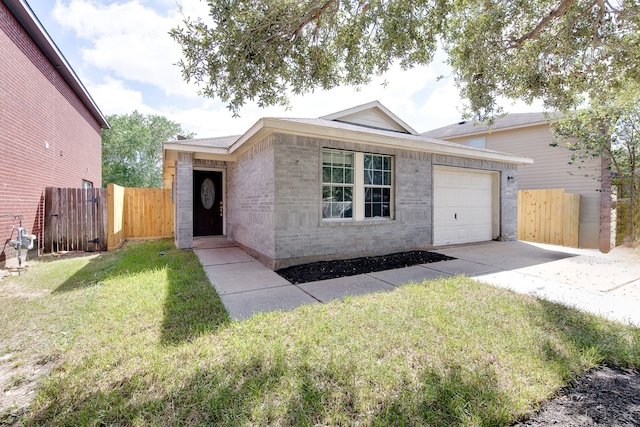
left=336, top=110, right=406, bottom=132
left=445, top=125, right=601, bottom=248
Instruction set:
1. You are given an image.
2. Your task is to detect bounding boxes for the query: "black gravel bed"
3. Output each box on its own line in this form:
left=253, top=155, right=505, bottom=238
left=276, top=250, right=455, bottom=284
left=516, top=365, right=640, bottom=426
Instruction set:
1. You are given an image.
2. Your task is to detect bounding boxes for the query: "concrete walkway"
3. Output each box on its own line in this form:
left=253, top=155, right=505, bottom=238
left=194, top=237, right=640, bottom=325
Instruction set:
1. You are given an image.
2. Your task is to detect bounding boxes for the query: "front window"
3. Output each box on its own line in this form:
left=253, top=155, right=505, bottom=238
left=364, top=154, right=392, bottom=218
left=322, top=149, right=393, bottom=220
left=322, top=150, right=354, bottom=218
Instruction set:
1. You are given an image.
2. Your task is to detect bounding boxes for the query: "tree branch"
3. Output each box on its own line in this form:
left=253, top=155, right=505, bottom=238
left=291, top=0, right=340, bottom=42
left=511, top=0, right=578, bottom=47
left=592, top=0, right=606, bottom=45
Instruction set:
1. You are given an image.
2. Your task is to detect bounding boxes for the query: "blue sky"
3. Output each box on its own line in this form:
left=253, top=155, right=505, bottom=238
left=26, top=0, right=543, bottom=138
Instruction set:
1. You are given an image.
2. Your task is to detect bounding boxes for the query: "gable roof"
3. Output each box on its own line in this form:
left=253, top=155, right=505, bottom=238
left=231, top=117, right=531, bottom=164
left=321, top=101, right=419, bottom=135
left=164, top=109, right=533, bottom=166
left=422, top=112, right=557, bottom=139
left=3, top=0, right=109, bottom=129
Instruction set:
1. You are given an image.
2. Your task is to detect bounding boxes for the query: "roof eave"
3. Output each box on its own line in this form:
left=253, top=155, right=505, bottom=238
left=163, top=141, right=231, bottom=156
left=4, top=0, right=109, bottom=129
left=233, top=118, right=533, bottom=165
left=425, top=118, right=555, bottom=140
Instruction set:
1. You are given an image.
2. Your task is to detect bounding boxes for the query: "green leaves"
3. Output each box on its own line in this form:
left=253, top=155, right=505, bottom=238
left=171, top=0, right=639, bottom=121
left=101, top=112, right=194, bottom=188
left=551, top=81, right=640, bottom=242
left=171, top=0, right=444, bottom=115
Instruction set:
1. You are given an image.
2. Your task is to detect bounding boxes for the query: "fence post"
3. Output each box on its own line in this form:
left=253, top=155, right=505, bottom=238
left=107, top=183, right=125, bottom=250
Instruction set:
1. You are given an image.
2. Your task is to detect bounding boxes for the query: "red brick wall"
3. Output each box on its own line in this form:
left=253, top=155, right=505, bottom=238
left=0, top=2, right=103, bottom=266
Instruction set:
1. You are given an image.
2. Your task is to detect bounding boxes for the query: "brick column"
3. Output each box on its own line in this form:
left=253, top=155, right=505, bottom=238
left=174, top=152, right=193, bottom=249
left=500, top=168, right=518, bottom=241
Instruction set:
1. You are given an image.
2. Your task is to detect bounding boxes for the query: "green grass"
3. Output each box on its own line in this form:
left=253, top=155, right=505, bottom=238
left=1, top=240, right=638, bottom=426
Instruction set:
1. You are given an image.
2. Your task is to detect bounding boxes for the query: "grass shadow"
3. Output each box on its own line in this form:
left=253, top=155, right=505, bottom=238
left=51, top=252, right=114, bottom=293
left=25, top=347, right=516, bottom=426
left=52, top=239, right=229, bottom=345
left=28, top=352, right=291, bottom=425
left=18, top=267, right=640, bottom=426
left=373, top=364, right=512, bottom=426
left=160, top=245, right=230, bottom=346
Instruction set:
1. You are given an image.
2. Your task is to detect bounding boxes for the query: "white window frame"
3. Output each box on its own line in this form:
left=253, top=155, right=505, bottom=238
left=363, top=153, right=393, bottom=219
left=322, top=149, right=394, bottom=221
left=322, top=150, right=355, bottom=219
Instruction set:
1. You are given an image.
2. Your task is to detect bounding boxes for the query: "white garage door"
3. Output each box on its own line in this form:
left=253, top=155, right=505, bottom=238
left=433, top=166, right=495, bottom=246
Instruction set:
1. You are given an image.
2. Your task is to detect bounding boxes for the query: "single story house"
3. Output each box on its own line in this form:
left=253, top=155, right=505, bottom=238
left=163, top=101, right=532, bottom=270
left=0, top=0, right=108, bottom=267
left=423, top=113, right=613, bottom=251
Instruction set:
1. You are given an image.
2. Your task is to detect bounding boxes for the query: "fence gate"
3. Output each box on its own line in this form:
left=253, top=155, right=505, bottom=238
left=517, top=189, right=580, bottom=248
left=44, top=187, right=108, bottom=252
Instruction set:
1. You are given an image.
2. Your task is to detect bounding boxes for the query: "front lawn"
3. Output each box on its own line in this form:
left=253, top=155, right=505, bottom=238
left=1, top=240, right=638, bottom=426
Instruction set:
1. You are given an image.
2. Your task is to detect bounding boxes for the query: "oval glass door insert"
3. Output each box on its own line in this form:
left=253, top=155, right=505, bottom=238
left=201, top=178, right=215, bottom=209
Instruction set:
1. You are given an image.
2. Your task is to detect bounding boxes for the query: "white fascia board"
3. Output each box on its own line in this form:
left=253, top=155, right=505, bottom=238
left=438, top=120, right=553, bottom=140
left=321, top=100, right=381, bottom=120
left=233, top=118, right=533, bottom=165
left=227, top=118, right=273, bottom=155
left=193, top=152, right=236, bottom=162
left=163, top=141, right=230, bottom=156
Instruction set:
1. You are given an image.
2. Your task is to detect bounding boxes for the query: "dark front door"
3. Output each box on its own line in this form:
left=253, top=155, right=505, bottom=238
left=193, top=171, right=223, bottom=236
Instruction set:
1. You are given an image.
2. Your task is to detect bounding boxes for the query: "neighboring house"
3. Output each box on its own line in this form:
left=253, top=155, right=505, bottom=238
left=0, top=0, right=109, bottom=267
left=163, top=101, right=532, bottom=270
left=423, top=113, right=611, bottom=250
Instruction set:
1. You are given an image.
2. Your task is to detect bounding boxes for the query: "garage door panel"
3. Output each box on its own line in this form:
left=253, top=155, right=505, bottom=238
left=433, top=167, right=495, bottom=246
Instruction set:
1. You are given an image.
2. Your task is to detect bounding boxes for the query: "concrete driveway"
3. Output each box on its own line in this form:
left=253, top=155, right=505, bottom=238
left=436, top=241, right=640, bottom=326
left=194, top=237, right=640, bottom=324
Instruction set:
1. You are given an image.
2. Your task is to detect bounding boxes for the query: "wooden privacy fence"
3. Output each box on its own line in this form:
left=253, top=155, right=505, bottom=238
left=107, top=184, right=174, bottom=250
left=44, top=187, right=108, bottom=252
left=518, top=189, right=580, bottom=248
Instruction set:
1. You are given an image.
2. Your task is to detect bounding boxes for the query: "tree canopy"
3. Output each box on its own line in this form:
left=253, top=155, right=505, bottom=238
left=102, top=112, right=194, bottom=188
left=171, top=0, right=640, bottom=119
left=551, top=81, right=640, bottom=243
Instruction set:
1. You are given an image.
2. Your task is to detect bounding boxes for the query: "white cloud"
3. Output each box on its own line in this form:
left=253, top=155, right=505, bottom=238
left=416, top=78, right=464, bottom=130
left=87, top=77, right=150, bottom=115
left=52, top=0, right=203, bottom=98
left=149, top=63, right=455, bottom=138
left=230, top=63, right=441, bottom=127
left=166, top=106, right=251, bottom=138
left=49, top=0, right=544, bottom=137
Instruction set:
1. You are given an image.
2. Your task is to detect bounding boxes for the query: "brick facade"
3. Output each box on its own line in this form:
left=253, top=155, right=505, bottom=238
left=1, top=2, right=103, bottom=266
left=174, top=132, right=520, bottom=270
left=173, top=152, right=193, bottom=249
left=268, top=134, right=518, bottom=269
left=226, top=136, right=276, bottom=263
